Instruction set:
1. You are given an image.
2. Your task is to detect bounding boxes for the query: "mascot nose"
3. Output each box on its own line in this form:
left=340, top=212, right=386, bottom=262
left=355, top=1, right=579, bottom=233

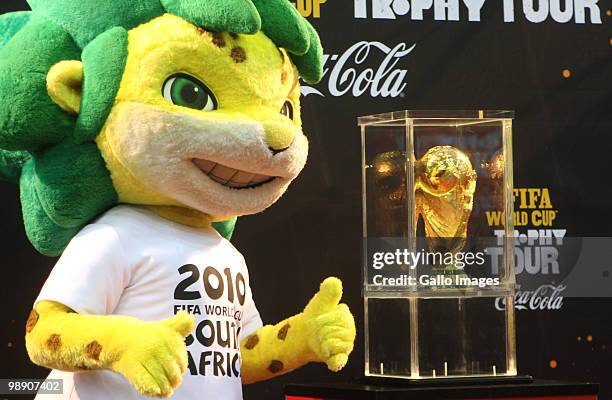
left=263, top=121, right=296, bottom=154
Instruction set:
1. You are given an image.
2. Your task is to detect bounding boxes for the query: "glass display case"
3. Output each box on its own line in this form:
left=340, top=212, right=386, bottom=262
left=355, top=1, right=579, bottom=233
left=359, top=110, right=516, bottom=380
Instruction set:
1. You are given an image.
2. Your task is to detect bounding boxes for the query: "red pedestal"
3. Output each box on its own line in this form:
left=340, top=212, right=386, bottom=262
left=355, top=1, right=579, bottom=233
left=285, top=380, right=598, bottom=400
left=287, top=396, right=597, bottom=400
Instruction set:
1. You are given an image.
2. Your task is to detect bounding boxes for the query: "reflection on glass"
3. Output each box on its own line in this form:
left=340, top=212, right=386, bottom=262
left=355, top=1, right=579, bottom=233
left=372, top=151, right=408, bottom=237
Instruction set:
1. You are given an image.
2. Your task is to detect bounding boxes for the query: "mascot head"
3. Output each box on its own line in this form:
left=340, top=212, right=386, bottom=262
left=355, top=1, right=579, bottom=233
left=0, top=0, right=323, bottom=256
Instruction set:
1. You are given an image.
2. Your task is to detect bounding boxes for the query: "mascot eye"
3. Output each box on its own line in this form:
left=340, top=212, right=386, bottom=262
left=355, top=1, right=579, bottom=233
left=163, top=74, right=217, bottom=111
left=280, top=101, right=294, bottom=120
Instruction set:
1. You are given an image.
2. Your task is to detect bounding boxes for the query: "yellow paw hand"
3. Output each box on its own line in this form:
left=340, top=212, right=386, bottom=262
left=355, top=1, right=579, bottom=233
left=303, top=277, right=356, bottom=372
left=111, top=311, right=195, bottom=398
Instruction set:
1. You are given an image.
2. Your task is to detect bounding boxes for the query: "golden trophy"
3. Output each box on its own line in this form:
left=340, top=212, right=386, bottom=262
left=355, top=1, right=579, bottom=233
left=372, top=146, right=477, bottom=265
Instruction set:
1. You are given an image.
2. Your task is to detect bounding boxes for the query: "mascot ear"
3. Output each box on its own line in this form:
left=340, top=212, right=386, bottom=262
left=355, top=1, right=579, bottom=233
left=47, top=60, right=83, bottom=115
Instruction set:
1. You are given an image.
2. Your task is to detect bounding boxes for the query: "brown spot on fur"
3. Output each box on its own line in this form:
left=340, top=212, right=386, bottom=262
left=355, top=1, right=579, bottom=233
left=196, top=26, right=209, bottom=35
left=231, top=47, right=247, bottom=63
left=229, top=32, right=239, bottom=40
left=244, top=334, right=259, bottom=350
left=281, top=70, right=288, bottom=84
left=85, top=341, right=102, bottom=360
left=268, top=360, right=284, bottom=374
left=212, top=33, right=226, bottom=48
left=26, top=309, right=39, bottom=333
left=277, top=323, right=290, bottom=340
left=47, top=334, right=61, bottom=351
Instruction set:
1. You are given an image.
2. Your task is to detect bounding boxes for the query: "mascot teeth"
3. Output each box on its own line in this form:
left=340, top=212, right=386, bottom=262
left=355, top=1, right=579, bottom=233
left=193, top=158, right=275, bottom=189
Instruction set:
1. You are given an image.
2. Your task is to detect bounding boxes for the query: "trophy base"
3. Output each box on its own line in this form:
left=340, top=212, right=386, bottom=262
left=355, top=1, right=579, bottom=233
left=361, top=374, right=534, bottom=387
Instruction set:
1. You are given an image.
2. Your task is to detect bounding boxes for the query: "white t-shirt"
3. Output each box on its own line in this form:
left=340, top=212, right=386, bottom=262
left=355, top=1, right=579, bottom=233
left=34, top=205, right=262, bottom=400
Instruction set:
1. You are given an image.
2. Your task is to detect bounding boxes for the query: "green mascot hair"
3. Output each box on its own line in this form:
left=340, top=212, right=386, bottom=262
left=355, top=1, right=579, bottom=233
left=0, top=1, right=323, bottom=256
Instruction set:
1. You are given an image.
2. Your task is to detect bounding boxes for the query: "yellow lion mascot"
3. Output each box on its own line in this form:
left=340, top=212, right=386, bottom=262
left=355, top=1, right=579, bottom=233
left=0, top=1, right=355, bottom=398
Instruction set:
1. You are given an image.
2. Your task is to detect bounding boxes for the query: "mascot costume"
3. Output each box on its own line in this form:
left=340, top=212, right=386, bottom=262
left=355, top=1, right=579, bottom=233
left=0, top=1, right=356, bottom=399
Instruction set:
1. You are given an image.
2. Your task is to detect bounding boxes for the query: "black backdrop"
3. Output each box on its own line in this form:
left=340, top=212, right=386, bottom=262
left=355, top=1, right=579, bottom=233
left=0, top=1, right=611, bottom=399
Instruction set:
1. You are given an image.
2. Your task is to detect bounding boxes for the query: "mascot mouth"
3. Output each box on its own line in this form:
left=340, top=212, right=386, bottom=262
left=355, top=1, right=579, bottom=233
left=193, top=158, right=276, bottom=189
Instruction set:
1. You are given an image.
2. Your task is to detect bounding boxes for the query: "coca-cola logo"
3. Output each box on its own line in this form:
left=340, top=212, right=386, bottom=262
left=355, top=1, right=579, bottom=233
left=495, top=284, right=566, bottom=311
left=301, top=41, right=416, bottom=98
